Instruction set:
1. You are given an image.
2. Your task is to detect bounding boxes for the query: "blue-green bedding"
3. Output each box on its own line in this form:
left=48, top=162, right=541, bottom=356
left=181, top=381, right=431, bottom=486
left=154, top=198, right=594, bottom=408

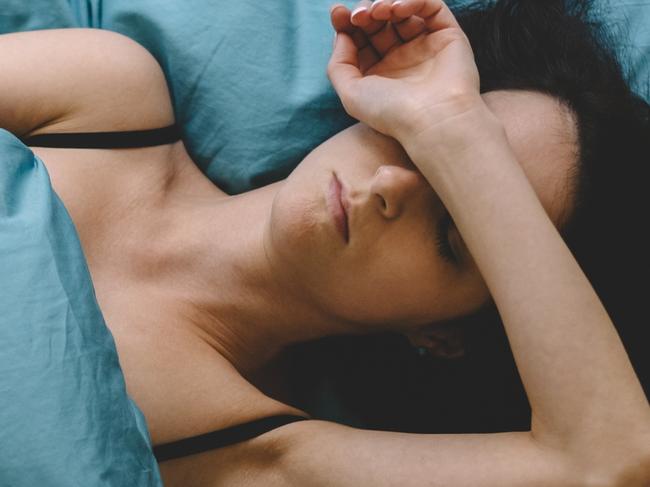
left=76, top=0, right=650, bottom=194
left=0, top=129, right=161, bottom=486
left=0, top=0, right=648, bottom=485
left=1, top=0, right=648, bottom=194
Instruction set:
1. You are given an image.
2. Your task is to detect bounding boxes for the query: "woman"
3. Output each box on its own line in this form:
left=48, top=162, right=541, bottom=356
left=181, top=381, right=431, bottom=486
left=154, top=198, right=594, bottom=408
left=1, top=0, right=648, bottom=485
left=290, top=0, right=650, bottom=433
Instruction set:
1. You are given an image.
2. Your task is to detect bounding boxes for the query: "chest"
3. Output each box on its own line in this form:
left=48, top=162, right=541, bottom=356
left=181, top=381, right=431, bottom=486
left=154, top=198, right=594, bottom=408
left=28, top=144, right=299, bottom=444
left=32, top=143, right=177, bottom=255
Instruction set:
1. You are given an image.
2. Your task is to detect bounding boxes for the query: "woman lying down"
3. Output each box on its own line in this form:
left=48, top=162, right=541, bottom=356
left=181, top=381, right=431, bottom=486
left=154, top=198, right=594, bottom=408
left=2, top=0, right=648, bottom=485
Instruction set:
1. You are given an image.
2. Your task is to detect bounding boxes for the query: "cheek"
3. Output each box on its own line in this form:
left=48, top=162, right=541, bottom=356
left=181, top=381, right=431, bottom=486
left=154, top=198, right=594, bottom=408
left=325, top=239, right=488, bottom=326
left=270, top=188, right=318, bottom=249
left=267, top=181, right=334, bottom=283
left=318, top=243, right=448, bottom=325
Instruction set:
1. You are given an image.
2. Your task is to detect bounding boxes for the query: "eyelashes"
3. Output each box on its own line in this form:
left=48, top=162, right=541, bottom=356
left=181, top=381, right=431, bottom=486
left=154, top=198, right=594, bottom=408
left=435, top=212, right=457, bottom=265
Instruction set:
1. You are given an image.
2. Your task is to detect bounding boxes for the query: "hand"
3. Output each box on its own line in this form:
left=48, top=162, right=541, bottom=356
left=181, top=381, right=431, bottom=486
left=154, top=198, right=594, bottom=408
left=328, top=0, right=484, bottom=143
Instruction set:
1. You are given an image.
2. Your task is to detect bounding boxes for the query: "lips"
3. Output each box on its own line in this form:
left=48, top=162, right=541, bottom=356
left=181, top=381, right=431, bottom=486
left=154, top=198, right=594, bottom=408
left=329, top=173, right=349, bottom=243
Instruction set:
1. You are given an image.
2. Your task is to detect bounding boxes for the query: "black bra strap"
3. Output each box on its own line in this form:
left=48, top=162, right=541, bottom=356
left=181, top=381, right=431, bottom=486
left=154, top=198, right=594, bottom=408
left=153, top=415, right=309, bottom=463
left=21, top=124, right=182, bottom=149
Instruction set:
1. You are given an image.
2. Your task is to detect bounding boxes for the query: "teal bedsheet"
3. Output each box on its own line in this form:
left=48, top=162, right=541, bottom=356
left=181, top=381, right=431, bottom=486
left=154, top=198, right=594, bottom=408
left=0, top=129, right=161, bottom=486
left=0, top=1, right=648, bottom=484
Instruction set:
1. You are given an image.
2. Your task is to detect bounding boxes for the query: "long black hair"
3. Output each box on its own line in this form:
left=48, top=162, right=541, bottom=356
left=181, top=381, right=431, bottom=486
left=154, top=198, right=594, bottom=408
left=287, top=0, right=649, bottom=433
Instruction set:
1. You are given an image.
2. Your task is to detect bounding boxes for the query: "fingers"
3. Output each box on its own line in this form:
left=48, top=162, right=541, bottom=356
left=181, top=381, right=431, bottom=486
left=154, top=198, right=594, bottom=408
left=358, top=46, right=381, bottom=73
left=390, top=0, right=426, bottom=20
left=350, top=0, right=374, bottom=26
left=367, top=0, right=392, bottom=21
left=392, top=16, right=427, bottom=42
left=327, top=32, right=362, bottom=106
left=331, top=4, right=381, bottom=72
left=351, top=1, right=402, bottom=56
left=330, top=0, right=462, bottom=66
left=392, top=0, right=461, bottom=31
left=330, top=4, right=352, bottom=32
left=351, top=1, right=389, bottom=41
left=366, top=23, right=403, bottom=56
left=336, top=0, right=460, bottom=37
left=331, top=4, right=371, bottom=50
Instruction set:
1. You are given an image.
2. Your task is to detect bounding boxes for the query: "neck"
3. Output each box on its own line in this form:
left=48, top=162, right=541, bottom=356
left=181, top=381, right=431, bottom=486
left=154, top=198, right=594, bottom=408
left=146, top=171, right=351, bottom=375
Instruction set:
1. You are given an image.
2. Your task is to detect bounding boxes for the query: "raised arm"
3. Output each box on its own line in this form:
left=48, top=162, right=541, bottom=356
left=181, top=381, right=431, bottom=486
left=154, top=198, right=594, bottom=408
left=0, top=28, right=174, bottom=137
left=269, top=1, right=650, bottom=485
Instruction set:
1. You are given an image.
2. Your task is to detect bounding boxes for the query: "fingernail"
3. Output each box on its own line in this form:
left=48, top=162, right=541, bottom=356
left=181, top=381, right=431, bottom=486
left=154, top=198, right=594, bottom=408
left=393, top=0, right=404, bottom=8
left=351, top=6, right=367, bottom=21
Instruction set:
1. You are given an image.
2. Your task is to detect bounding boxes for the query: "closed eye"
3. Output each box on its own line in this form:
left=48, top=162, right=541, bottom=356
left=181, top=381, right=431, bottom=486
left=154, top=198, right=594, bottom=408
left=435, top=212, right=458, bottom=265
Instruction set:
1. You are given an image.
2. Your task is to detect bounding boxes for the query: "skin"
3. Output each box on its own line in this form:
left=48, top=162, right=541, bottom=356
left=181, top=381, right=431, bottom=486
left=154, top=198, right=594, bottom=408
left=97, top=90, right=577, bottom=380
left=7, top=29, right=578, bottom=446
left=3, top=0, right=648, bottom=483
left=266, top=90, right=577, bottom=333
left=30, top=86, right=577, bottom=444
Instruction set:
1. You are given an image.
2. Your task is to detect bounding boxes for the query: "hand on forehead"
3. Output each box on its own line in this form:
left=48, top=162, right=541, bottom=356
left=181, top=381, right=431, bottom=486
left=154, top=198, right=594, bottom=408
left=330, top=0, right=460, bottom=72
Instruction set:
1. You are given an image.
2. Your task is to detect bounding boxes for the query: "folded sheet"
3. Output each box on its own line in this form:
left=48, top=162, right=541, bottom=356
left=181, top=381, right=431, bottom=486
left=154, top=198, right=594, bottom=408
left=0, top=130, right=162, bottom=487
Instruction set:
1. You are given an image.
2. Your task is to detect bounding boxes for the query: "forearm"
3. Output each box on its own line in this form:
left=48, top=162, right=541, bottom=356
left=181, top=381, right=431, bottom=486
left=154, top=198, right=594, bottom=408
left=403, top=108, right=649, bottom=456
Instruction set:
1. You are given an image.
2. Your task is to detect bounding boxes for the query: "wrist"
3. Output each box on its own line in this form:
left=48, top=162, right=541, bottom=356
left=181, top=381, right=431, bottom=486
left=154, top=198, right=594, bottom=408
left=397, top=96, right=507, bottom=166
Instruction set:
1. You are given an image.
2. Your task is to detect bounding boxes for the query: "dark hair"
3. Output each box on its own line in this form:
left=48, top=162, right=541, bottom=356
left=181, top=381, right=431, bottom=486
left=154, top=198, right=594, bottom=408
left=288, top=0, right=649, bottom=433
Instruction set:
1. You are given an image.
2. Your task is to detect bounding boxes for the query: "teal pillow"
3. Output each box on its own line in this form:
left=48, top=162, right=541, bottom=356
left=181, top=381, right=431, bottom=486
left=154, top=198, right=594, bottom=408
left=96, top=0, right=360, bottom=194
left=0, top=0, right=75, bottom=33
left=86, top=0, right=649, bottom=193
left=592, top=0, right=650, bottom=99
left=0, top=130, right=161, bottom=487
left=2, top=0, right=648, bottom=193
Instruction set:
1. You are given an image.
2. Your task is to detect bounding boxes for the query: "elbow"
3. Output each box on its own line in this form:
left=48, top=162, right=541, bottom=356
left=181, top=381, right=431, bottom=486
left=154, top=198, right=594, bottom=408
left=610, top=448, right=650, bottom=487
left=570, top=446, right=650, bottom=487
left=535, top=417, right=650, bottom=487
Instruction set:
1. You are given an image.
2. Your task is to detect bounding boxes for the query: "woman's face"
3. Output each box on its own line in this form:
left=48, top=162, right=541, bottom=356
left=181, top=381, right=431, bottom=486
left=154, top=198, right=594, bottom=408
left=265, top=90, right=577, bottom=331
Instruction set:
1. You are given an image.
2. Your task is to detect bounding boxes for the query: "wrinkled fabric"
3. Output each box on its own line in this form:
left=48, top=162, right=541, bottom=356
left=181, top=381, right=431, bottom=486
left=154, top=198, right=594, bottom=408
left=0, top=0, right=76, bottom=32
left=0, top=130, right=161, bottom=487
left=0, top=3, right=647, bottom=482
left=91, top=0, right=650, bottom=193
left=1, top=0, right=648, bottom=193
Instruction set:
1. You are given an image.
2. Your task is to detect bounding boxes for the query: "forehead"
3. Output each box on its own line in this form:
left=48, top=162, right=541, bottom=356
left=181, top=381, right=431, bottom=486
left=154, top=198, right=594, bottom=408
left=313, top=89, right=578, bottom=224
left=482, top=90, right=578, bottom=225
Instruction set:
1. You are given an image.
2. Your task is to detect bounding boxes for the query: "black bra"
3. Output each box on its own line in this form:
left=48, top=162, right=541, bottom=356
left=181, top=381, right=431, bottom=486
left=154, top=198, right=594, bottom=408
left=153, top=414, right=309, bottom=462
left=21, top=123, right=308, bottom=462
left=20, top=124, right=182, bottom=149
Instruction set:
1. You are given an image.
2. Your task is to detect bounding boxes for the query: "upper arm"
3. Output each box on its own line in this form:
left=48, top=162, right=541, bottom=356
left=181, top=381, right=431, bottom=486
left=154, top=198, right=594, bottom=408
left=278, top=421, right=650, bottom=487
left=160, top=420, right=570, bottom=487
left=276, top=421, right=573, bottom=487
left=0, top=28, right=175, bottom=137
left=160, top=420, right=649, bottom=487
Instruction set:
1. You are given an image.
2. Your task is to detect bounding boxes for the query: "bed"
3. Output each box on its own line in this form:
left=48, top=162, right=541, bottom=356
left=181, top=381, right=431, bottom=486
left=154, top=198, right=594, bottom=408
left=1, top=0, right=648, bottom=485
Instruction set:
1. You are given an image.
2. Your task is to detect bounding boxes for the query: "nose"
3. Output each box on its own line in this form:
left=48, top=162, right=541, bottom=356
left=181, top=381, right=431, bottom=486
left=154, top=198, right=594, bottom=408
left=369, top=165, right=427, bottom=219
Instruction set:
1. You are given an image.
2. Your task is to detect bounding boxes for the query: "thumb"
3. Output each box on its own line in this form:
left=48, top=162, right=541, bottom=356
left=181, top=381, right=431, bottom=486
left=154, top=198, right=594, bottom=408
left=327, top=32, right=362, bottom=109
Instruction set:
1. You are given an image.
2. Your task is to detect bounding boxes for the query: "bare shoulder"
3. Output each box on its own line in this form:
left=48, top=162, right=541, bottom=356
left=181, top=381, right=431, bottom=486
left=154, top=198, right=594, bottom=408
left=1, top=28, right=175, bottom=137
left=37, top=28, right=176, bottom=134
